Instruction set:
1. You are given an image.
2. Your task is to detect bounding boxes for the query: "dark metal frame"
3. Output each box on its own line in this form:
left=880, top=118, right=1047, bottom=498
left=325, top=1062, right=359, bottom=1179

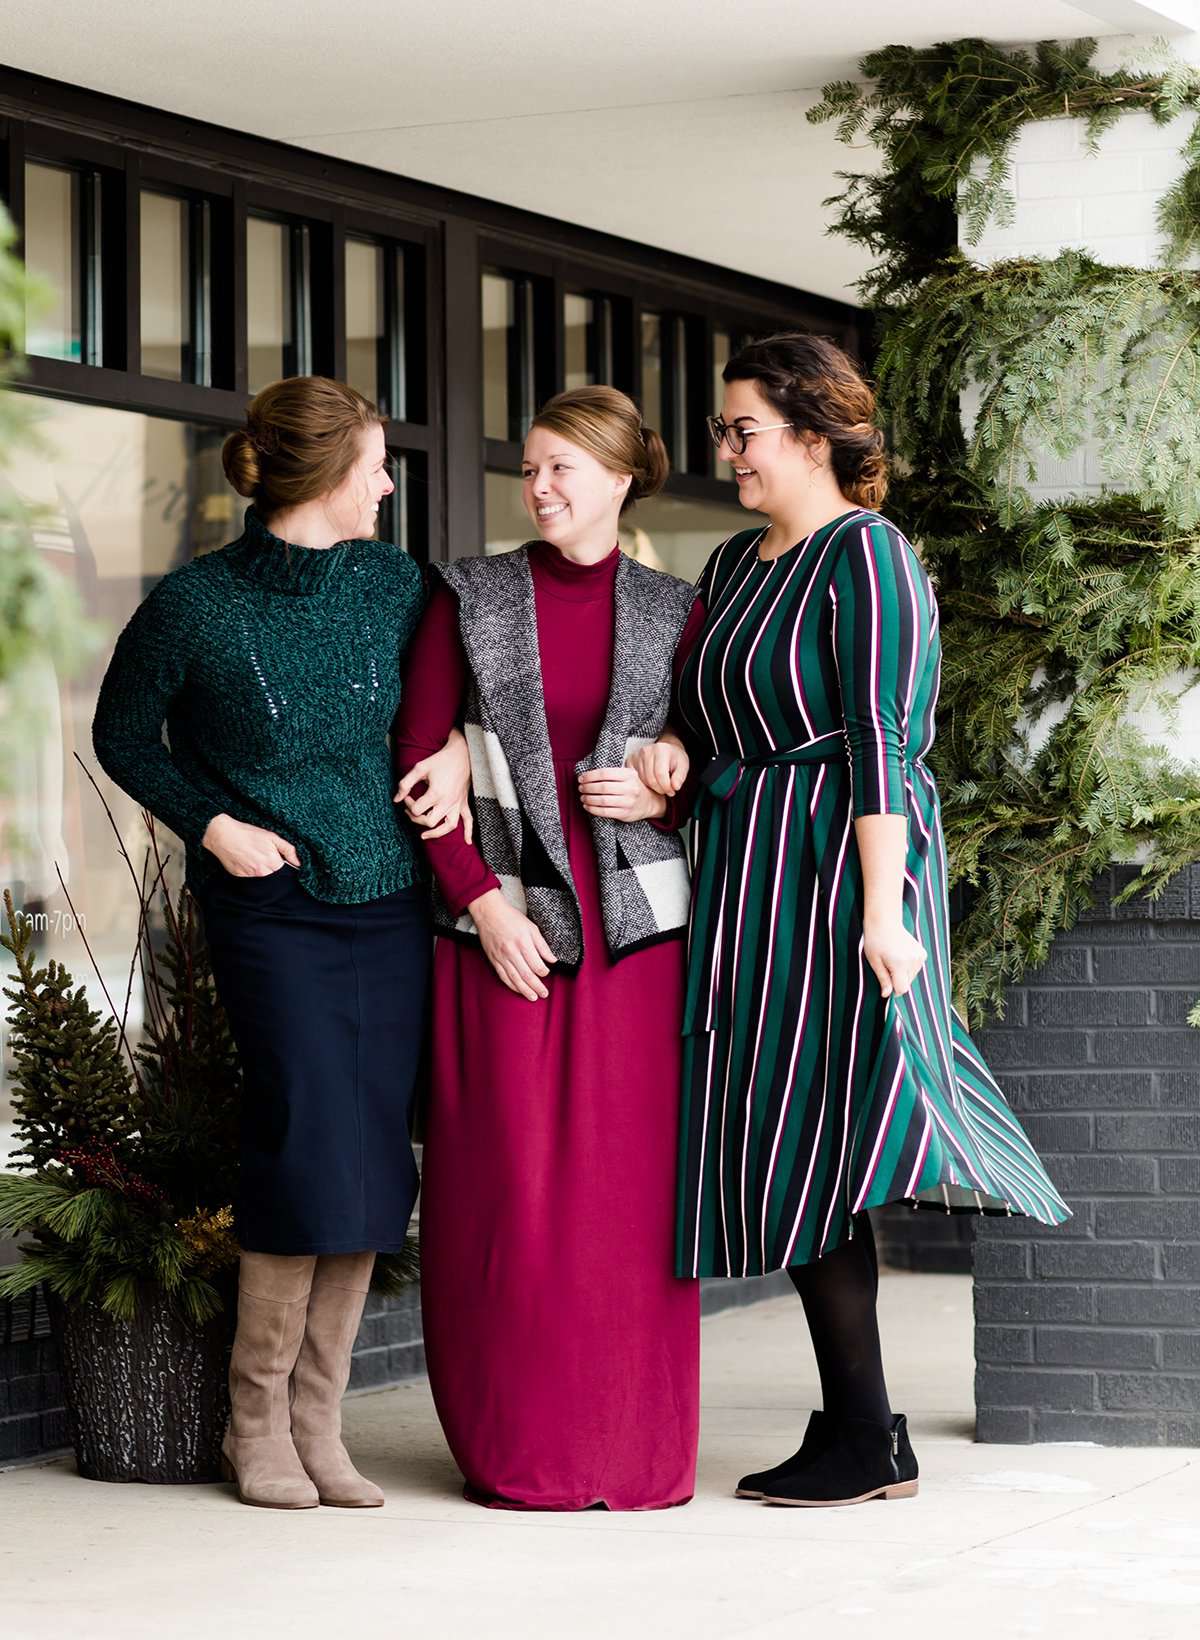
left=0, top=63, right=866, bottom=565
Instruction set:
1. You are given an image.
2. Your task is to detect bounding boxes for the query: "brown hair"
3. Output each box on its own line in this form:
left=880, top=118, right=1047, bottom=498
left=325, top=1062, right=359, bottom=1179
left=723, top=333, right=888, bottom=510
left=222, top=376, right=382, bottom=512
left=530, top=386, right=669, bottom=514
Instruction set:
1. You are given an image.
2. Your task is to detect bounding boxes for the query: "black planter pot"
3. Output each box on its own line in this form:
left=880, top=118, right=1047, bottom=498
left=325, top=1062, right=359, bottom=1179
left=49, top=1285, right=235, bottom=1483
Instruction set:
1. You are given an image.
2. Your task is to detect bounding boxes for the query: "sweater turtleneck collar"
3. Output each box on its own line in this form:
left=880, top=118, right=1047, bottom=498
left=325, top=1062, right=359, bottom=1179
left=528, top=537, right=620, bottom=601
left=226, top=506, right=375, bottom=595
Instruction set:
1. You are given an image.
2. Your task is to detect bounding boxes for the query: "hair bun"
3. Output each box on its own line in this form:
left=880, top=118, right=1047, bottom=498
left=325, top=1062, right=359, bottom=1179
left=221, top=428, right=261, bottom=498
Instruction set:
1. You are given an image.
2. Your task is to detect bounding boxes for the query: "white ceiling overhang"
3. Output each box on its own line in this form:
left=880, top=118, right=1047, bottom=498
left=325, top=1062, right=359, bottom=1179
left=2, top=1, right=1197, bottom=301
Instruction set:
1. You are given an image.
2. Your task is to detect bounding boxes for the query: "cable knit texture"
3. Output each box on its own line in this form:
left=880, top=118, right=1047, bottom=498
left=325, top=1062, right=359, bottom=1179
left=92, top=507, right=425, bottom=904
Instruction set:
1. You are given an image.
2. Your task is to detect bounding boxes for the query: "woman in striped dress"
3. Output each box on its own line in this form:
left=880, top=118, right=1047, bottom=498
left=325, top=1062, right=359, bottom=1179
left=638, top=333, right=1069, bottom=1509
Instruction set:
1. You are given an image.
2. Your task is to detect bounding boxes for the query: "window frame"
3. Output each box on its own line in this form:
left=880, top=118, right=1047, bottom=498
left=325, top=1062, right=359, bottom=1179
left=0, top=70, right=865, bottom=571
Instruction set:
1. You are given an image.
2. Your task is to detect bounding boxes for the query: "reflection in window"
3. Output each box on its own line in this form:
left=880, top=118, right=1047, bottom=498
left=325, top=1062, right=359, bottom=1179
left=0, top=399, right=239, bottom=1179
left=482, top=270, right=534, bottom=442
left=713, top=329, right=731, bottom=414
left=140, top=191, right=194, bottom=383
left=485, top=468, right=746, bottom=582
left=483, top=469, right=531, bottom=555
left=620, top=489, right=748, bottom=582
left=564, top=292, right=615, bottom=392
left=346, top=238, right=386, bottom=412
left=378, top=451, right=427, bottom=560
left=23, top=162, right=83, bottom=363
left=640, top=311, right=662, bottom=436
left=563, top=292, right=595, bottom=391
left=247, top=216, right=299, bottom=391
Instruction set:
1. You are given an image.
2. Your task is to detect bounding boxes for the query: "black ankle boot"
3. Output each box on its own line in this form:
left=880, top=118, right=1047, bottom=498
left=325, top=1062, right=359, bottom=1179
left=735, top=1410, right=835, bottom=1500
left=761, top=1413, right=919, bottom=1507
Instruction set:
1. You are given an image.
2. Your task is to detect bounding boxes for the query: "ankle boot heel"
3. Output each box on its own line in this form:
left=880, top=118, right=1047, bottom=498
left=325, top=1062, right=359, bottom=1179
left=883, top=1479, right=919, bottom=1499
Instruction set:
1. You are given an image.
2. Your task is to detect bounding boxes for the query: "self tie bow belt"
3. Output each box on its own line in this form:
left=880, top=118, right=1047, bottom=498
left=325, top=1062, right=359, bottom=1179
left=698, top=729, right=847, bottom=803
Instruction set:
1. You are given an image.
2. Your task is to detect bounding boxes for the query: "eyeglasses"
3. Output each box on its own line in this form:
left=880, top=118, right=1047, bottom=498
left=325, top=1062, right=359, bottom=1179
left=706, top=416, right=796, bottom=457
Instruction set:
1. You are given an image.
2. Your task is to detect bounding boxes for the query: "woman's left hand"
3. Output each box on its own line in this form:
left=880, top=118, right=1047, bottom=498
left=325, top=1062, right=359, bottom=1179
left=578, top=766, right=667, bottom=823
left=863, top=916, right=927, bottom=1000
left=395, top=726, right=474, bottom=843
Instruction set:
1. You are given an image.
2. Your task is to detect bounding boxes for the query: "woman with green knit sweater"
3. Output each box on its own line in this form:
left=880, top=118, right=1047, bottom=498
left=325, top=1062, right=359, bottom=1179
left=92, top=376, right=466, bottom=1512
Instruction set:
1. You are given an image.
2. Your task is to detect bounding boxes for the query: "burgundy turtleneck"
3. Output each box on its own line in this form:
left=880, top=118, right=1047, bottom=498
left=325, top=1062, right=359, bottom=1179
left=394, top=541, right=704, bottom=916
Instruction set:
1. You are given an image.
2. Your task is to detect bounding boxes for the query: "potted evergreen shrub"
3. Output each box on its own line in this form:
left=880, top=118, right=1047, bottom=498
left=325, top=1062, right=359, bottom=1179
left=0, top=817, right=243, bottom=1483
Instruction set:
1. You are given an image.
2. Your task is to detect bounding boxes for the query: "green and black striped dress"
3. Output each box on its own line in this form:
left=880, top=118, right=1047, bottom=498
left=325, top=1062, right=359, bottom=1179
left=675, top=510, right=1070, bottom=1278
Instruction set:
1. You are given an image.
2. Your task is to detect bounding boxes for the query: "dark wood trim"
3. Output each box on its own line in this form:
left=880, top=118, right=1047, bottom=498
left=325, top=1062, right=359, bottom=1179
left=17, top=358, right=253, bottom=423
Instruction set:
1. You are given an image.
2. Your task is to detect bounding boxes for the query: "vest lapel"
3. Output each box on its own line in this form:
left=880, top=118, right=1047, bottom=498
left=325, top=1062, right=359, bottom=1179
left=458, top=548, right=575, bottom=894
left=581, top=552, right=676, bottom=772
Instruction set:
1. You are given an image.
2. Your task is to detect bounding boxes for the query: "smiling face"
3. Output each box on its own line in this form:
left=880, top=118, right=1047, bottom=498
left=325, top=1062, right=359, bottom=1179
left=325, top=421, right=394, bottom=539
left=521, top=424, right=632, bottom=550
left=716, top=378, right=826, bottom=520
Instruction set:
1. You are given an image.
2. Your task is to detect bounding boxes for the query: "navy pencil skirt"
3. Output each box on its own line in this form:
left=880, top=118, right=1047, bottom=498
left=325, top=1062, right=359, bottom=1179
left=197, top=863, right=430, bottom=1255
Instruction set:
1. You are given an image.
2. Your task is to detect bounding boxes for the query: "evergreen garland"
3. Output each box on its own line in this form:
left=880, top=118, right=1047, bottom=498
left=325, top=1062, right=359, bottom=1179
left=810, top=38, right=1200, bottom=304
left=809, top=38, right=1200, bottom=1023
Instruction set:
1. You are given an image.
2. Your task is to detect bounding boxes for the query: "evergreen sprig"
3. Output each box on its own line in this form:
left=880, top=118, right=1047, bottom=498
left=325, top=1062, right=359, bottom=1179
left=1, top=890, right=137, bottom=1171
left=0, top=1169, right=224, bottom=1324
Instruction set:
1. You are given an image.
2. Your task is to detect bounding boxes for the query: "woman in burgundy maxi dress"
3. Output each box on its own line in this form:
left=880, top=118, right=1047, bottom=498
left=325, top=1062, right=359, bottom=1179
left=394, top=537, right=705, bottom=1511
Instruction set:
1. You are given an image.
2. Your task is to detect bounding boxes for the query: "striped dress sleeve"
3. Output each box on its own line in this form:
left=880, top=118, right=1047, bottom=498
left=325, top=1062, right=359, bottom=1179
left=829, top=517, right=928, bottom=819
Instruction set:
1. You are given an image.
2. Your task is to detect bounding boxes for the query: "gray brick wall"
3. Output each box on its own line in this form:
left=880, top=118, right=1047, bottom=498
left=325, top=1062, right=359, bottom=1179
left=873, top=1202, right=976, bottom=1273
left=973, top=863, right=1200, bottom=1446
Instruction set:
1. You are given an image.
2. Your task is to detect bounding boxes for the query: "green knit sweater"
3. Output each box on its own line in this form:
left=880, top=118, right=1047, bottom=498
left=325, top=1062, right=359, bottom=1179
left=92, top=507, right=426, bottom=904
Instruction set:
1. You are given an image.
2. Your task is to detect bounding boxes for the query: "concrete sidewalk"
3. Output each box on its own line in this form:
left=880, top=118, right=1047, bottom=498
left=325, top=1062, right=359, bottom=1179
left=2, top=1271, right=1197, bottom=1640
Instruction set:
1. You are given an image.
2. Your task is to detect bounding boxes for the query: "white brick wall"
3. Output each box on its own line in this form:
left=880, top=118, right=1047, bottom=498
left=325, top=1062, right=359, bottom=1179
left=969, top=108, right=1195, bottom=267
left=959, top=32, right=1200, bottom=773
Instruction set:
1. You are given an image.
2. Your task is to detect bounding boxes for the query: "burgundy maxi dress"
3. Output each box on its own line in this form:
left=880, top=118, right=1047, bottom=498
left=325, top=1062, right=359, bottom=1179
left=395, top=540, right=704, bottom=1511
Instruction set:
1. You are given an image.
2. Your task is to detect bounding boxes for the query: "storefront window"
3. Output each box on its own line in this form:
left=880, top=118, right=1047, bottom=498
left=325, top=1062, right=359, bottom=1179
left=140, top=191, right=194, bottom=383
left=713, top=329, right=731, bottom=415
left=482, top=270, right=535, bottom=442
left=485, top=469, right=746, bottom=582
left=246, top=215, right=297, bottom=392
left=23, top=162, right=83, bottom=363
left=345, top=237, right=386, bottom=412
left=0, top=398, right=239, bottom=1185
left=564, top=292, right=595, bottom=391
left=640, top=311, right=662, bottom=433
left=380, top=450, right=426, bottom=560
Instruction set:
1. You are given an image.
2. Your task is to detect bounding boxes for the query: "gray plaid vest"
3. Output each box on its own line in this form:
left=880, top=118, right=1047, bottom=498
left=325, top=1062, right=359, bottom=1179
left=429, top=545, right=695, bottom=971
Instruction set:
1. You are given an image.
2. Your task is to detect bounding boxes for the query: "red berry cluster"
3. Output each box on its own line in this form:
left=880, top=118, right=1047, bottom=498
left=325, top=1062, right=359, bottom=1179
left=57, top=1142, right=168, bottom=1210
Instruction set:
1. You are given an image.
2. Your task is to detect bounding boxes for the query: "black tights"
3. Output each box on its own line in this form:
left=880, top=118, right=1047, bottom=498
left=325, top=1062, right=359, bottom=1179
left=788, top=1211, right=892, bottom=1428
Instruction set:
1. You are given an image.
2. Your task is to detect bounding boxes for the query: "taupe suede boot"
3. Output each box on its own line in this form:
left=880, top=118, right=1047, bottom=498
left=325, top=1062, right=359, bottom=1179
left=221, top=1252, right=319, bottom=1509
left=290, top=1252, right=384, bottom=1508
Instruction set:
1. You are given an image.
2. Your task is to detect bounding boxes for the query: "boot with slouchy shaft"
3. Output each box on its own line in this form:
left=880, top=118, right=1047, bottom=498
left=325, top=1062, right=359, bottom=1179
left=221, top=1252, right=319, bottom=1509
left=290, top=1252, right=384, bottom=1508
left=761, top=1413, right=919, bottom=1507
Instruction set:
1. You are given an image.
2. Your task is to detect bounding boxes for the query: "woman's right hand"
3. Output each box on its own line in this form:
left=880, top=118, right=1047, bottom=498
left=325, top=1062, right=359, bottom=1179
left=202, top=813, right=300, bottom=877
left=630, top=730, right=689, bottom=796
left=468, top=888, right=556, bottom=1001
